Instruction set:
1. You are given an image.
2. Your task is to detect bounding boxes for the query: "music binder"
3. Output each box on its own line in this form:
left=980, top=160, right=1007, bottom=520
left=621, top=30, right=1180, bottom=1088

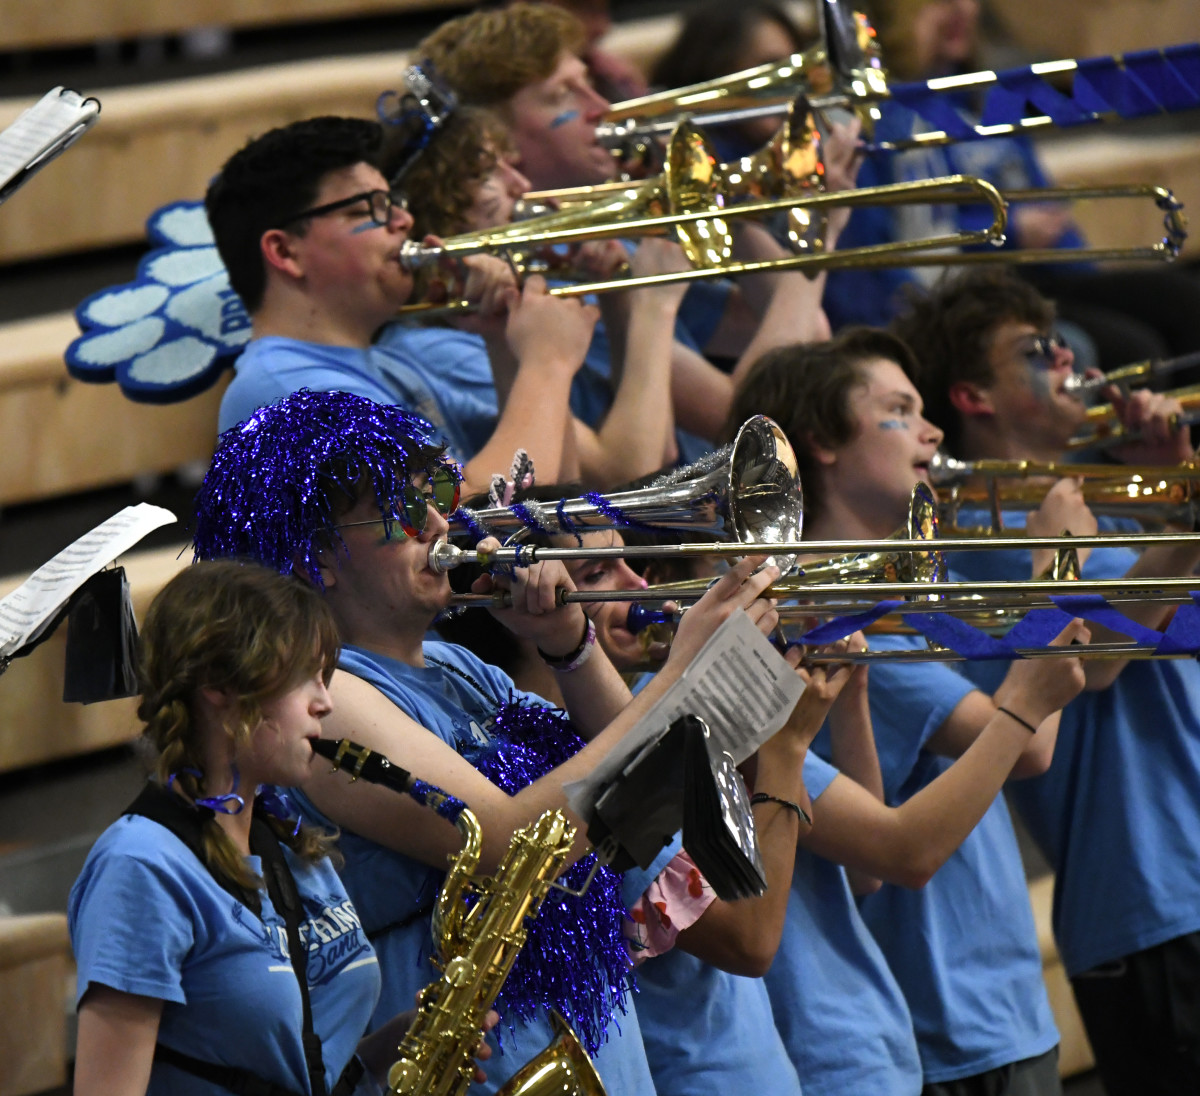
left=0, top=87, right=100, bottom=208
left=587, top=714, right=767, bottom=900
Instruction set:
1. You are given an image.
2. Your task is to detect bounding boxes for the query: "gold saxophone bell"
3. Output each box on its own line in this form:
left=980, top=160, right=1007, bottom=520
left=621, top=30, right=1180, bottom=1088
left=494, top=1011, right=606, bottom=1096
left=310, top=738, right=602, bottom=1096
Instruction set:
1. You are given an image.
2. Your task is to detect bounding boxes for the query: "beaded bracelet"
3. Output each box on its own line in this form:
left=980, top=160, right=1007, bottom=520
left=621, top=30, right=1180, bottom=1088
left=996, top=706, right=1038, bottom=734
left=538, top=617, right=596, bottom=673
left=750, top=791, right=813, bottom=827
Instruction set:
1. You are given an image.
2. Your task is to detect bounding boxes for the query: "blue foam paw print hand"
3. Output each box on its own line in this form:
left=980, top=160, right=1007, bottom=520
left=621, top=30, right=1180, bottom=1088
left=66, top=200, right=251, bottom=403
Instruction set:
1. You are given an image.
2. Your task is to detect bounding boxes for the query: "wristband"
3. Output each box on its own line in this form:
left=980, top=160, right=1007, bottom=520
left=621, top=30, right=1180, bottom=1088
left=750, top=792, right=813, bottom=827
left=538, top=617, right=596, bottom=673
left=996, top=706, right=1038, bottom=734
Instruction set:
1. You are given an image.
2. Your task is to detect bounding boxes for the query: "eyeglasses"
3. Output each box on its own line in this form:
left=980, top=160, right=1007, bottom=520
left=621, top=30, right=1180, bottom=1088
left=1019, top=333, right=1070, bottom=369
left=275, top=189, right=408, bottom=230
left=331, top=466, right=461, bottom=539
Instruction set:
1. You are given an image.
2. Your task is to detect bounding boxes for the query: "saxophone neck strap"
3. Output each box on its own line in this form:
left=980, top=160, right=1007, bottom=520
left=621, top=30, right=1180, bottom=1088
left=124, top=782, right=364, bottom=1096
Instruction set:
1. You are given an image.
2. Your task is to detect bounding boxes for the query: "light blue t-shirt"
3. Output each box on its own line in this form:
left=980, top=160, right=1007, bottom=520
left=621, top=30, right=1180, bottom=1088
left=949, top=511, right=1200, bottom=977
left=625, top=831, right=800, bottom=1096
left=69, top=813, right=380, bottom=1096
left=216, top=336, right=455, bottom=456
left=636, top=950, right=801, bottom=1096
left=764, top=753, right=923, bottom=1096
left=852, top=631, right=1059, bottom=1083
left=375, top=324, right=501, bottom=462
left=290, top=641, right=658, bottom=1096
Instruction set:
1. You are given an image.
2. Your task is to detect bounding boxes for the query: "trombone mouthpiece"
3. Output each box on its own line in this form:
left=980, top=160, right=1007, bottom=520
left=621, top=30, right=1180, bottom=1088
left=397, top=239, right=443, bottom=272
left=428, top=540, right=476, bottom=573
left=1061, top=372, right=1103, bottom=397
left=927, top=451, right=970, bottom=486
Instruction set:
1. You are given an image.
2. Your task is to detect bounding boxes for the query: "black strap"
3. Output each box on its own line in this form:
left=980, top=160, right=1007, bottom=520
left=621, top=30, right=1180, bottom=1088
left=124, top=784, right=366, bottom=1096
left=154, top=1044, right=306, bottom=1096
left=253, top=813, right=328, bottom=1096
left=154, top=1045, right=364, bottom=1096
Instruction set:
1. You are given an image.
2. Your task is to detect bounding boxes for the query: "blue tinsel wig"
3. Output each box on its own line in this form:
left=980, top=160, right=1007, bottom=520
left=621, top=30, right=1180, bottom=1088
left=192, top=388, right=460, bottom=584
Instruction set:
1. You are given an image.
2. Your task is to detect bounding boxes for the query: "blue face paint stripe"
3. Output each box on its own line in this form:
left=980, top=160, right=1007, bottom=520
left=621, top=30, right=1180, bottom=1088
left=549, top=108, right=581, bottom=129
left=878, top=419, right=910, bottom=430
left=350, top=220, right=384, bottom=234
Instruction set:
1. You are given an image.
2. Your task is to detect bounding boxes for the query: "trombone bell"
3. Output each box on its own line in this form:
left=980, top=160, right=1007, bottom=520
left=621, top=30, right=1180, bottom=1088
left=436, top=415, right=805, bottom=574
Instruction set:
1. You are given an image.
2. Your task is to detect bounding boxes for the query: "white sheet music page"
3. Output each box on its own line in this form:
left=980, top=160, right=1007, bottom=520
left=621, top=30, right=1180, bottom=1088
left=0, top=504, right=175, bottom=659
left=0, top=87, right=99, bottom=199
left=564, top=609, right=804, bottom=820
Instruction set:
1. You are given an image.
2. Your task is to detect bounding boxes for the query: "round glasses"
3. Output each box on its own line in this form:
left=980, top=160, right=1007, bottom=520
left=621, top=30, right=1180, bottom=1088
left=1020, top=333, right=1069, bottom=370
left=332, top=466, right=461, bottom=540
left=276, top=189, right=408, bottom=230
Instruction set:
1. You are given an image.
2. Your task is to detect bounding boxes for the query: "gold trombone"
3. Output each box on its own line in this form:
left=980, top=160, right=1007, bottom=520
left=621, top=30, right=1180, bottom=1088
left=928, top=453, right=1200, bottom=531
left=395, top=118, right=1009, bottom=315
left=1067, top=383, right=1200, bottom=450
left=598, top=2, right=1199, bottom=156
left=524, top=101, right=1187, bottom=273
left=1061, top=350, right=1200, bottom=400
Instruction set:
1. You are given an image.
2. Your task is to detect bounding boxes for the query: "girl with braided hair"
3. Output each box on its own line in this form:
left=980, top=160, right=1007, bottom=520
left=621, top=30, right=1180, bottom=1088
left=68, top=560, right=493, bottom=1096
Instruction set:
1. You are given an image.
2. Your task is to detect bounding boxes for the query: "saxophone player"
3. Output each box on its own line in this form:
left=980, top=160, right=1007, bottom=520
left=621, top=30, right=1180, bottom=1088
left=69, top=561, right=498, bottom=1095
left=190, top=387, right=810, bottom=1094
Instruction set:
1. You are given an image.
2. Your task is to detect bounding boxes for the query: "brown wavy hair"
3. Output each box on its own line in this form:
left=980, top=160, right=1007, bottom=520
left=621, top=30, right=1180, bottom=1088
left=384, top=106, right=516, bottom=239
left=138, top=560, right=340, bottom=891
left=418, top=2, right=586, bottom=109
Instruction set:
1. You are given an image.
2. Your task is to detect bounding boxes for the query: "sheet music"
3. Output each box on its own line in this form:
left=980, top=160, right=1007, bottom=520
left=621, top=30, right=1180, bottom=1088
left=0, top=504, right=175, bottom=659
left=0, top=87, right=100, bottom=204
left=565, top=610, right=805, bottom=820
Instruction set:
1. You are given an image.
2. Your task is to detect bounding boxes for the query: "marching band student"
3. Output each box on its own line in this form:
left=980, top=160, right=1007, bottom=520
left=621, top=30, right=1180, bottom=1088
left=417, top=1, right=846, bottom=450
left=728, top=327, right=1090, bottom=1095
left=69, top=560, right=497, bottom=1095
left=379, top=102, right=689, bottom=486
left=898, top=269, right=1200, bottom=1096
left=437, top=500, right=851, bottom=1096
left=191, top=387, right=803, bottom=1096
left=206, top=115, right=598, bottom=497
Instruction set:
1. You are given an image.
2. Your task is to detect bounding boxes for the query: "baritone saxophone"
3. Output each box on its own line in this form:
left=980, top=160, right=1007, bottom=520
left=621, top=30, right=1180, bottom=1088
left=311, top=737, right=608, bottom=1096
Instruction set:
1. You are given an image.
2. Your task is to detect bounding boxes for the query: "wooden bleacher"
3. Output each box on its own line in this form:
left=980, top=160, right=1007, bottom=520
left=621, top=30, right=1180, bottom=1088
left=0, top=0, right=468, bottom=51
left=1028, top=874, right=1095, bottom=1078
left=0, top=544, right=189, bottom=774
left=0, top=314, right=228, bottom=507
left=0, top=913, right=71, bottom=1096
left=991, top=0, right=1198, bottom=62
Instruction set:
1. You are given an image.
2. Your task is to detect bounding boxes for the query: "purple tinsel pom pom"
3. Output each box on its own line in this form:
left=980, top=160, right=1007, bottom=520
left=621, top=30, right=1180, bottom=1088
left=191, top=388, right=460, bottom=585
left=462, top=701, right=632, bottom=1056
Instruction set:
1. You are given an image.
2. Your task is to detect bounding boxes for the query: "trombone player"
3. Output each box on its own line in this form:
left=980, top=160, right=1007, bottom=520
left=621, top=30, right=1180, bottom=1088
left=730, top=326, right=1088, bottom=1095
left=418, top=1, right=858, bottom=449
left=899, top=268, right=1200, bottom=1096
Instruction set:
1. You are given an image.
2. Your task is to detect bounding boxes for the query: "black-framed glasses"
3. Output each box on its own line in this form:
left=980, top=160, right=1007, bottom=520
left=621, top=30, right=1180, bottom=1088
left=1020, top=333, right=1069, bottom=369
left=275, top=189, right=408, bottom=230
left=330, top=466, right=461, bottom=539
